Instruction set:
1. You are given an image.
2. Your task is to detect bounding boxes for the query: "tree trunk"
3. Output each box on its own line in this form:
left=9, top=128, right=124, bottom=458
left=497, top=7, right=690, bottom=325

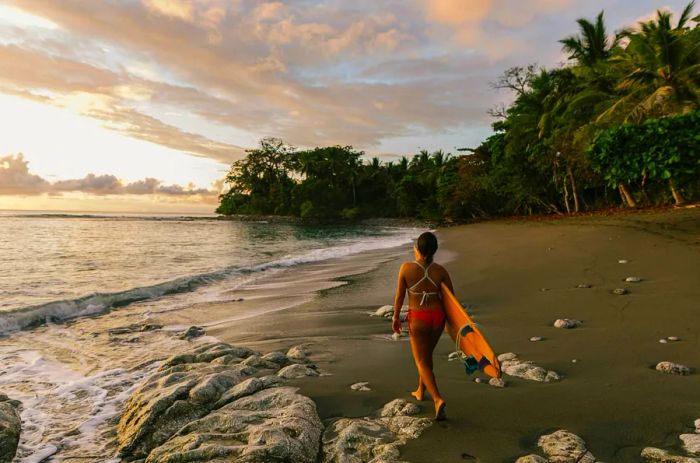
left=618, top=184, right=637, bottom=208
left=563, top=176, right=571, bottom=213
left=567, top=166, right=580, bottom=213
left=669, top=179, right=684, bottom=206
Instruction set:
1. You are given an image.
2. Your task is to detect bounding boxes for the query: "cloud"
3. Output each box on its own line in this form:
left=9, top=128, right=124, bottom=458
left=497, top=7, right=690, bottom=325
left=0, top=153, right=51, bottom=194
left=0, top=153, right=217, bottom=197
left=1, top=0, right=688, bottom=161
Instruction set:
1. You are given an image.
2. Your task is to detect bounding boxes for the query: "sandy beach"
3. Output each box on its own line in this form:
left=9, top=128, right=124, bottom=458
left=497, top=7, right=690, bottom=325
left=205, top=207, right=700, bottom=462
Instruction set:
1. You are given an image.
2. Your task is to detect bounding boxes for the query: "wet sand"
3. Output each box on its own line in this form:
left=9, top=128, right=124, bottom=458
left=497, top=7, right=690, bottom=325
left=209, top=207, right=700, bottom=462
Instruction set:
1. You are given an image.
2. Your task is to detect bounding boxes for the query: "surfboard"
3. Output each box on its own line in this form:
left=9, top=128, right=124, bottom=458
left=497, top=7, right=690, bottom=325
left=441, top=282, right=501, bottom=379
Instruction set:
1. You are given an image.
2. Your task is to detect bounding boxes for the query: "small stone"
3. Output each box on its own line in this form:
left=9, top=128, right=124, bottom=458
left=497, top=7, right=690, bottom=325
left=515, top=455, right=548, bottom=463
left=641, top=447, right=700, bottom=462
left=350, top=382, right=371, bottom=392
left=497, top=352, right=518, bottom=362
left=655, top=361, right=692, bottom=376
left=474, top=378, right=485, bottom=384
left=694, top=418, right=700, bottom=432
left=374, top=305, right=393, bottom=317
left=625, top=276, right=643, bottom=282
left=538, top=430, right=594, bottom=462
left=277, top=364, right=319, bottom=379
left=612, top=288, right=628, bottom=295
left=530, top=336, right=544, bottom=342
left=619, top=259, right=628, bottom=264
left=179, top=326, right=205, bottom=340
left=680, top=433, right=700, bottom=455
left=576, top=284, right=592, bottom=288
left=540, top=288, right=551, bottom=292
left=668, top=336, right=680, bottom=342
left=659, top=339, right=669, bottom=344
left=261, top=351, right=289, bottom=365
left=286, top=345, right=308, bottom=361
left=572, top=359, right=578, bottom=363
left=554, top=318, right=582, bottom=329
left=488, top=378, right=506, bottom=388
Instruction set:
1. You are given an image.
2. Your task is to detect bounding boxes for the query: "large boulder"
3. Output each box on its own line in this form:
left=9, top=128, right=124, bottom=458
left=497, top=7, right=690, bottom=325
left=321, top=399, right=432, bottom=463
left=117, top=342, right=307, bottom=460
left=0, top=394, right=21, bottom=463
left=146, top=387, right=322, bottom=463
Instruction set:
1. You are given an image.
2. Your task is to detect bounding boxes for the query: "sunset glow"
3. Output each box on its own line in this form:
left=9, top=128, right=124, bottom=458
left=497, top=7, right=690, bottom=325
left=0, top=0, right=689, bottom=212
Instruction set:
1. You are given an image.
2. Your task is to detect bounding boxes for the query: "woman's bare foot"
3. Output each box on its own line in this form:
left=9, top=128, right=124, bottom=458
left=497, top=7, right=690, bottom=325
left=410, top=388, right=425, bottom=401
left=434, top=400, right=446, bottom=421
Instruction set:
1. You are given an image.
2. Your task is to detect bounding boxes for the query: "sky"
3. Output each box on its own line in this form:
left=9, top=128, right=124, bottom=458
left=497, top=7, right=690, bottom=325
left=0, top=0, right=691, bottom=213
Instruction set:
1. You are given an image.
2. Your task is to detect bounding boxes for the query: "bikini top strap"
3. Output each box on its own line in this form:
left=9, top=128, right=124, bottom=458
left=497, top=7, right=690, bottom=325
left=409, top=261, right=439, bottom=291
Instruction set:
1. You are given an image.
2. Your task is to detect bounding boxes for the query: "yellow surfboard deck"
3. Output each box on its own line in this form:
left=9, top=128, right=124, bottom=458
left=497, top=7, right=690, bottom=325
left=441, top=282, right=501, bottom=378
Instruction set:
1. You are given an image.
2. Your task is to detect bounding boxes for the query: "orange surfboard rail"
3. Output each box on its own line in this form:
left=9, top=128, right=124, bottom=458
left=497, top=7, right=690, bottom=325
left=441, top=282, right=501, bottom=379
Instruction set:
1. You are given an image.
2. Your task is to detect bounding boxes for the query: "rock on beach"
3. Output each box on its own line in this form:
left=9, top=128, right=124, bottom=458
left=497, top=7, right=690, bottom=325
left=517, top=430, right=599, bottom=463
left=497, top=353, right=560, bottom=382
left=0, top=394, right=21, bottom=463
left=655, top=361, right=692, bottom=376
left=321, top=399, right=432, bottom=463
left=553, top=318, right=582, bottom=329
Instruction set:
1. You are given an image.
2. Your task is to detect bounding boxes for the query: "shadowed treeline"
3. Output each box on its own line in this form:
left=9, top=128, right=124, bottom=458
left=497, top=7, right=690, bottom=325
left=218, top=4, right=699, bottom=220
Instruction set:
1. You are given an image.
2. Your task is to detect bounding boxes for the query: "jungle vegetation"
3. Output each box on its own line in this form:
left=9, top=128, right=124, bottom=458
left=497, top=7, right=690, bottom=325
left=218, top=4, right=699, bottom=220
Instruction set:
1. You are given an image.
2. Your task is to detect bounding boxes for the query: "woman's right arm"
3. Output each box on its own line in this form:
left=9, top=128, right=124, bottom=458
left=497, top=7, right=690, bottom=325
left=392, top=263, right=407, bottom=333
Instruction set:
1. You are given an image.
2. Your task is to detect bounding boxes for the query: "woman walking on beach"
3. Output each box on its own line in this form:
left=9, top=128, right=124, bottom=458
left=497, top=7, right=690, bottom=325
left=393, top=231, right=452, bottom=421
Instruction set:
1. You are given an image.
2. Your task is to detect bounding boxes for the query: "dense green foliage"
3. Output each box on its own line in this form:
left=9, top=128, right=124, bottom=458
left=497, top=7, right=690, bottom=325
left=219, top=5, right=699, bottom=220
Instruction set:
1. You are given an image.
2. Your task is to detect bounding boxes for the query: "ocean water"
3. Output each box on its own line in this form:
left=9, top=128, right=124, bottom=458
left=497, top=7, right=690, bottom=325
left=0, top=213, right=416, bottom=333
left=0, top=212, right=417, bottom=461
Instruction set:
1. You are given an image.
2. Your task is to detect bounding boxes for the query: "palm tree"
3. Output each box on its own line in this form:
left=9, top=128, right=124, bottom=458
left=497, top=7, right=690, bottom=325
left=599, top=1, right=699, bottom=123
left=560, top=11, right=621, bottom=68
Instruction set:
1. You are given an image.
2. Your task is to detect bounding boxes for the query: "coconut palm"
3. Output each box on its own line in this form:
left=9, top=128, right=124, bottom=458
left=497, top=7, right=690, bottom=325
left=598, top=2, right=699, bottom=123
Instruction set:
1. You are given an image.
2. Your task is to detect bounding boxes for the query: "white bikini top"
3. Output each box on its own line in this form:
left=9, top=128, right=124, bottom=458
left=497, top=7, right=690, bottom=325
left=408, top=261, right=440, bottom=306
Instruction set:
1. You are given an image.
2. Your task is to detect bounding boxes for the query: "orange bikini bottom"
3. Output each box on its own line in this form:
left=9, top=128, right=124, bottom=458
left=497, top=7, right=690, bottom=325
left=407, top=309, right=446, bottom=329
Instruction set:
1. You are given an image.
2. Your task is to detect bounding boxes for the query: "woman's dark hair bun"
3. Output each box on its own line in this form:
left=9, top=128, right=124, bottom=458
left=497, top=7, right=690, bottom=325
left=416, top=232, right=438, bottom=262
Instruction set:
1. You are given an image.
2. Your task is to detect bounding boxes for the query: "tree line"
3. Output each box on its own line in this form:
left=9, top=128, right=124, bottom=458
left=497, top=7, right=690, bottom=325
left=218, top=4, right=699, bottom=220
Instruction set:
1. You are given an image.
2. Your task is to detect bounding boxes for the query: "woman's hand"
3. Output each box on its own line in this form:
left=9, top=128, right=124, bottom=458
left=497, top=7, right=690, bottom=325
left=392, top=316, right=402, bottom=334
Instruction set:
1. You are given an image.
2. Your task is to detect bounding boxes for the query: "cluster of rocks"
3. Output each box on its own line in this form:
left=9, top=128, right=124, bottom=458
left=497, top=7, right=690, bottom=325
left=643, top=418, right=700, bottom=462
left=498, top=353, right=561, bottom=383
left=322, top=399, right=432, bottom=463
left=116, top=342, right=430, bottom=463
left=0, top=394, right=21, bottom=463
left=516, top=429, right=600, bottom=463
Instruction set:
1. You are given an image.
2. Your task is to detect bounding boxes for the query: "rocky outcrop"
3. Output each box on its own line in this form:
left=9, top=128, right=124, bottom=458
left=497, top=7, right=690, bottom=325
left=117, top=342, right=318, bottom=461
left=321, top=399, right=432, bottom=463
left=117, top=342, right=433, bottom=463
left=516, top=430, right=600, bottom=463
left=146, top=387, right=323, bottom=463
left=0, top=394, right=21, bottom=463
left=498, top=353, right=561, bottom=382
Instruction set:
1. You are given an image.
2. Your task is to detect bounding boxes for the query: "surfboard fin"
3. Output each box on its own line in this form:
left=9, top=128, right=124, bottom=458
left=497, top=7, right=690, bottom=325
left=463, top=356, right=479, bottom=375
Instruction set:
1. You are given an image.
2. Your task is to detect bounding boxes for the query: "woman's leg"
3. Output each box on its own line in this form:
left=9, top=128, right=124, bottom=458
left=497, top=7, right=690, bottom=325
left=409, top=316, right=446, bottom=419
